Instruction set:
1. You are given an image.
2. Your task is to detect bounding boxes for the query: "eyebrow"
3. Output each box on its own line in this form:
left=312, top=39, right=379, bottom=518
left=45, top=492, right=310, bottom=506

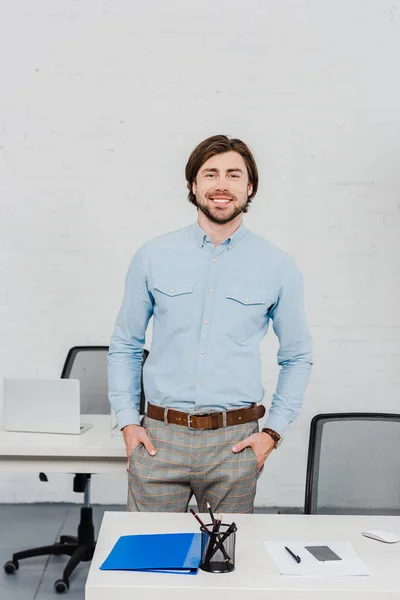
left=201, top=167, right=244, bottom=174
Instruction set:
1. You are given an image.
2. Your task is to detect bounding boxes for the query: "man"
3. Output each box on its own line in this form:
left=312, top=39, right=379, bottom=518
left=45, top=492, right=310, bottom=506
left=108, top=135, right=312, bottom=513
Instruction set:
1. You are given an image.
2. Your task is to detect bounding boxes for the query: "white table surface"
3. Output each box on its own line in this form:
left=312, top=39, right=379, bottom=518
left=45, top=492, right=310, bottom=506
left=86, top=512, right=400, bottom=600
left=0, top=415, right=126, bottom=473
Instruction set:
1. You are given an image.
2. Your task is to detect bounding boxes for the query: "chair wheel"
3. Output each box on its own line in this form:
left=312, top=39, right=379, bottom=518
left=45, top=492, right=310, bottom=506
left=54, top=578, right=69, bottom=593
left=4, top=560, right=19, bottom=574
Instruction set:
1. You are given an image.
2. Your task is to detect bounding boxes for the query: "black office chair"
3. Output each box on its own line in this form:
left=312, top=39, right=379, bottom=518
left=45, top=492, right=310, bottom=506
left=4, top=345, right=149, bottom=594
left=304, top=412, right=400, bottom=515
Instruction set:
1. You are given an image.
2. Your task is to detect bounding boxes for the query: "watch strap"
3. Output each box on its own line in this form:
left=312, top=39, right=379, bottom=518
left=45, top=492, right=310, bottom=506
left=261, top=427, right=281, bottom=448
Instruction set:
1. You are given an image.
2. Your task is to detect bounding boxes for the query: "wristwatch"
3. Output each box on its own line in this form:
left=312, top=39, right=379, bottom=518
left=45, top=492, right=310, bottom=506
left=261, top=428, right=282, bottom=449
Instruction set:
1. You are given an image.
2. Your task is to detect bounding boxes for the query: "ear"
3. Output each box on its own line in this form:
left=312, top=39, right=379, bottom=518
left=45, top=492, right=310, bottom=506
left=248, top=182, right=253, bottom=197
left=192, top=180, right=197, bottom=195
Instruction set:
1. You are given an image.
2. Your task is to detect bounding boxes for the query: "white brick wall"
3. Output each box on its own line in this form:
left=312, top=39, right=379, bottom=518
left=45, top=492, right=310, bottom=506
left=0, top=0, right=399, bottom=507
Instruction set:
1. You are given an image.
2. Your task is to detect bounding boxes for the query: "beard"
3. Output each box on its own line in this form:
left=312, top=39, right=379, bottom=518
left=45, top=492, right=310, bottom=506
left=196, top=192, right=247, bottom=225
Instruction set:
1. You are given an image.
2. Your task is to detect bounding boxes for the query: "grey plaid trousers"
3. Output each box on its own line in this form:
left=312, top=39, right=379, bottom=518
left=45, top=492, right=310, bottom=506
left=127, top=416, right=261, bottom=514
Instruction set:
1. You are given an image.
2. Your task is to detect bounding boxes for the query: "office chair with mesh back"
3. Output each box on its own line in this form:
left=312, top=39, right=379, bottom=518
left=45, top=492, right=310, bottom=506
left=304, top=412, right=400, bottom=515
left=4, top=345, right=149, bottom=594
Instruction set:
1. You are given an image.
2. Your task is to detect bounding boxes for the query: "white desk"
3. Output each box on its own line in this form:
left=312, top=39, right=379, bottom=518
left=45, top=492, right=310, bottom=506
left=0, top=415, right=126, bottom=473
left=86, top=512, right=400, bottom=600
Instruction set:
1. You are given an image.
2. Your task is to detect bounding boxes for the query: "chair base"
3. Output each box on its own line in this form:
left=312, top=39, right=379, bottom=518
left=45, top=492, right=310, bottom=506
left=4, top=506, right=95, bottom=594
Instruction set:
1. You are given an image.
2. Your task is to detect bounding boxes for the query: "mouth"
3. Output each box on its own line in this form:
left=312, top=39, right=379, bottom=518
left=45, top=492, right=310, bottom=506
left=210, top=197, right=232, bottom=205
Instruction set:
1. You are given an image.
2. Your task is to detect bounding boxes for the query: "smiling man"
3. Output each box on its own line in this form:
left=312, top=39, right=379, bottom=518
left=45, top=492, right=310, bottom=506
left=108, top=135, right=313, bottom=513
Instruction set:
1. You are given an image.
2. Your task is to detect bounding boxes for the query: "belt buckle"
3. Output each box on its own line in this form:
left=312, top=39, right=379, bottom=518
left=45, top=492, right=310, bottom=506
left=187, top=411, right=212, bottom=430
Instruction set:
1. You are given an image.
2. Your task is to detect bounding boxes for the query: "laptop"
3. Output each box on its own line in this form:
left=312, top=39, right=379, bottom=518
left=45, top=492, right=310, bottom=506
left=3, top=378, right=92, bottom=435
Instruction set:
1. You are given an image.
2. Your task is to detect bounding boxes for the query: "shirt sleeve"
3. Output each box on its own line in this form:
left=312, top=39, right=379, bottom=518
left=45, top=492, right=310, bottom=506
left=264, top=258, right=313, bottom=436
left=107, top=247, right=154, bottom=428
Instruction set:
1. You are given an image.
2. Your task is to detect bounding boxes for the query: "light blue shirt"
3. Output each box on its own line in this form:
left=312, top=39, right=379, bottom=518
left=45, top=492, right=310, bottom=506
left=108, top=221, right=312, bottom=436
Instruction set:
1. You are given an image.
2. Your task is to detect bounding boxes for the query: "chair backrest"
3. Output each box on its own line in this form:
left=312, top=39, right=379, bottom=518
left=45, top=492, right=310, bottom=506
left=304, top=413, right=400, bottom=515
left=61, top=346, right=148, bottom=416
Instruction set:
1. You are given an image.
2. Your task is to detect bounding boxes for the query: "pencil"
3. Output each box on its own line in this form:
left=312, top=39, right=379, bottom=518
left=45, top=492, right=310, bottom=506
left=190, top=508, right=212, bottom=534
left=214, top=513, right=222, bottom=533
left=206, top=502, right=215, bottom=526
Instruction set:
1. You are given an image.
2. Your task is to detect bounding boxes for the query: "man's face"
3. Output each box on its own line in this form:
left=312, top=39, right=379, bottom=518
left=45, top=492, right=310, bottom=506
left=192, top=151, right=253, bottom=225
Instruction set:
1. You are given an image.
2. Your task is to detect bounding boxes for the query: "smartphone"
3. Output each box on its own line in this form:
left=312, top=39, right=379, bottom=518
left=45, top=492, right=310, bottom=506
left=304, top=545, right=342, bottom=562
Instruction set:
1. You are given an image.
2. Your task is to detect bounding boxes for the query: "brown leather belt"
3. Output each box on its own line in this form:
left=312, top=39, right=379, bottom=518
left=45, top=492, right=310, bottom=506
left=146, top=402, right=266, bottom=430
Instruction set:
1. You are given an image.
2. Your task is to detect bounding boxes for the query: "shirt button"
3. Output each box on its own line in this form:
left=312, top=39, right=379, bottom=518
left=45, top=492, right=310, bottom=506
left=244, top=297, right=249, bottom=303
left=204, top=320, right=209, bottom=325
left=212, top=258, right=217, bottom=263
left=196, top=381, right=201, bottom=386
left=170, top=288, right=175, bottom=293
left=200, top=350, right=205, bottom=355
left=208, top=288, right=213, bottom=293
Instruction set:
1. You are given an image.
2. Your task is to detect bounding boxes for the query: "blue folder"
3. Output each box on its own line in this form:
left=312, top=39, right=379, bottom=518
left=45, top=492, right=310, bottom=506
left=100, top=532, right=202, bottom=574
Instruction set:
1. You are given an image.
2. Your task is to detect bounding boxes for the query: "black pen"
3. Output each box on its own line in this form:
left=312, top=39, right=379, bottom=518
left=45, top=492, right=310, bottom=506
left=285, top=546, right=301, bottom=563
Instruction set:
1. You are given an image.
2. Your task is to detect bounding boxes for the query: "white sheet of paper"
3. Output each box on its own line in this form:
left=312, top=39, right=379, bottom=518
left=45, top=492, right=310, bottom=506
left=265, top=541, right=371, bottom=577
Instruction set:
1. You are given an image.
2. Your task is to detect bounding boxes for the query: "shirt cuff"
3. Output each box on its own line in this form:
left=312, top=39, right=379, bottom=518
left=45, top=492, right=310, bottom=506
left=116, top=407, right=141, bottom=429
left=262, top=415, right=289, bottom=438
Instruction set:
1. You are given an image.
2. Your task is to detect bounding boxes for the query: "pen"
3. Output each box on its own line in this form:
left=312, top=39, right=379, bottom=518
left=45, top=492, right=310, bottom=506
left=285, top=546, right=301, bottom=564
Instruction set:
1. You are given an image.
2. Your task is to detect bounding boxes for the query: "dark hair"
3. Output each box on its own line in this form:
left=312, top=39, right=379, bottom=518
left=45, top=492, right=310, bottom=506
left=185, top=135, right=259, bottom=213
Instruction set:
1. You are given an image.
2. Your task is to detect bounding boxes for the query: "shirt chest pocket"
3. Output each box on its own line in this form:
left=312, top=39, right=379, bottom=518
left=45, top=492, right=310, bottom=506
left=222, top=285, right=270, bottom=340
left=152, top=281, right=195, bottom=331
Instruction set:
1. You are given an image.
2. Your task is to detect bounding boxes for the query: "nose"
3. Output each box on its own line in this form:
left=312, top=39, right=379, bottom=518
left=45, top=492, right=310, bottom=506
left=214, top=178, right=231, bottom=191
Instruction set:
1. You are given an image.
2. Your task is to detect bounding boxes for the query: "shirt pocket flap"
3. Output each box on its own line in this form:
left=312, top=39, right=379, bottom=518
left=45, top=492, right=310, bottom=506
left=154, top=282, right=194, bottom=297
left=225, top=286, right=267, bottom=306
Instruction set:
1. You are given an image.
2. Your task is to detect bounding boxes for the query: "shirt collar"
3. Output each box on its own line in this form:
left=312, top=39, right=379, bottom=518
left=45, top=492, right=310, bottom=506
left=190, top=220, right=247, bottom=251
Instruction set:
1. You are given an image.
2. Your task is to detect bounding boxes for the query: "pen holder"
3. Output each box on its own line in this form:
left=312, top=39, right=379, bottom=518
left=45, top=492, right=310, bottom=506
left=200, top=523, right=237, bottom=573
